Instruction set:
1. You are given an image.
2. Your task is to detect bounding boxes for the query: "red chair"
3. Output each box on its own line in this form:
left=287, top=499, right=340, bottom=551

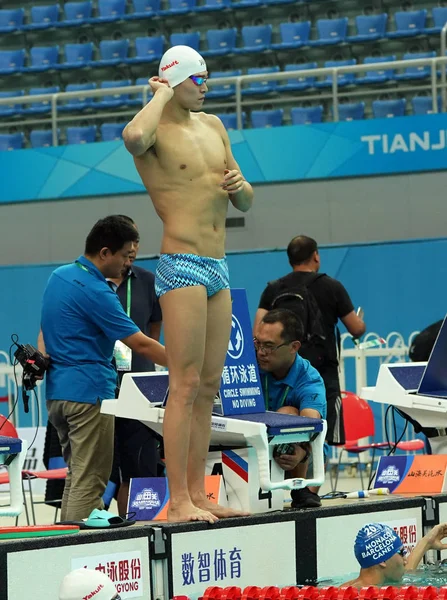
left=331, top=391, right=425, bottom=491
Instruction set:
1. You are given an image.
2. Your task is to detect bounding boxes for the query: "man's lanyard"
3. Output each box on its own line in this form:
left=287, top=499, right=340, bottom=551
left=75, top=261, right=89, bottom=273
left=263, top=376, right=290, bottom=411
left=125, top=276, right=131, bottom=317
left=76, top=261, right=132, bottom=317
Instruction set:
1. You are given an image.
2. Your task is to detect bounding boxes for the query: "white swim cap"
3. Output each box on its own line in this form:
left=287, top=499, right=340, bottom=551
left=59, top=568, right=118, bottom=600
left=158, top=45, right=207, bottom=88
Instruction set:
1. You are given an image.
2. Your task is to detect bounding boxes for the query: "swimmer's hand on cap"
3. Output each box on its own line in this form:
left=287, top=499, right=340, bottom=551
left=149, top=76, right=174, bottom=99
left=222, top=168, right=245, bottom=194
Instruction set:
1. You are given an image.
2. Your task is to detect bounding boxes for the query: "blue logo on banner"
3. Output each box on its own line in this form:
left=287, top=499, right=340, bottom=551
left=219, top=289, right=264, bottom=416
left=374, top=456, right=412, bottom=493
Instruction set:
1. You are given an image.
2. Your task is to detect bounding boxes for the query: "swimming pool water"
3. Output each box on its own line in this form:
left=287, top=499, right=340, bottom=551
left=318, top=564, right=447, bottom=588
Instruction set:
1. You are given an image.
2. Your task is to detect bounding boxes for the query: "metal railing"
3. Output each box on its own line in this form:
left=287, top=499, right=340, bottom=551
left=1, top=56, right=447, bottom=140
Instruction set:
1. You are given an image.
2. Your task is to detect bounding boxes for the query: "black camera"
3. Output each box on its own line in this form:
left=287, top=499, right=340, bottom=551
left=13, top=343, right=49, bottom=412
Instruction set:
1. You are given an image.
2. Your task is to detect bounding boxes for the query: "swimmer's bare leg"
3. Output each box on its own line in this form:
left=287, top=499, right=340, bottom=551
left=188, top=289, right=250, bottom=518
left=160, top=286, right=217, bottom=524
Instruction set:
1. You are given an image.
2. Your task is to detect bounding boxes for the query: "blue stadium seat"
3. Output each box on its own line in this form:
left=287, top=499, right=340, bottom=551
left=357, top=56, right=397, bottom=84
left=242, top=66, right=280, bottom=95
left=315, top=59, right=357, bottom=88
left=203, top=28, right=237, bottom=57
left=0, top=91, right=24, bottom=118
left=101, top=122, right=127, bottom=141
left=425, top=7, right=447, bottom=35
left=194, top=0, right=230, bottom=13
left=310, top=18, right=348, bottom=46
left=97, top=80, right=132, bottom=108
left=66, top=126, right=97, bottom=144
left=30, top=130, right=56, bottom=148
left=57, top=1, right=92, bottom=26
left=387, top=10, right=427, bottom=38
left=131, top=77, right=153, bottom=105
left=216, top=112, right=246, bottom=129
left=264, top=0, right=296, bottom=6
left=347, top=14, right=388, bottom=43
left=90, top=0, right=126, bottom=23
left=337, top=102, right=365, bottom=121
left=232, top=0, right=262, bottom=9
left=278, top=62, right=317, bottom=92
left=411, top=95, right=441, bottom=114
left=291, top=106, right=323, bottom=125
left=27, top=46, right=60, bottom=72
left=23, top=4, right=60, bottom=30
left=251, top=108, right=283, bottom=128
left=91, top=39, right=130, bottom=67
left=395, top=51, right=436, bottom=81
left=235, top=25, right=272, bottom=53
left=159, top=0, right=196, bottom=15
left=24, top=86, right=60, bottom=114
left=272, top=22, right=311, bottom=50
left=0, top=133, right=24, bottom=152
left=0, top=50, right=26, bottom=75
left=207, top=70, right=241, bottom=98
left=0, top=8, right=25, bottom=33
left=372, top=99, right=406, bottom=119
left=127, top=0, right=160, bottom=18
left=126, top=36, right=164, bottom=64
left=58, top=82, right=97, bottom=112
left=169, top=32, right=201, bottom=50
left=58, top=43, right=93, bottom=70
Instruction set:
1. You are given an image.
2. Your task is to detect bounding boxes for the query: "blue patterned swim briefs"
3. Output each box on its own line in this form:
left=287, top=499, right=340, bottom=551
left=155, top=253, right=230, bottom=298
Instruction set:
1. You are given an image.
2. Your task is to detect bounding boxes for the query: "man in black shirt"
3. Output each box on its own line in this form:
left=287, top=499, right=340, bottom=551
left=254, top=235, right=365, bottom=445
left=108, top=216, right=163, bottom=516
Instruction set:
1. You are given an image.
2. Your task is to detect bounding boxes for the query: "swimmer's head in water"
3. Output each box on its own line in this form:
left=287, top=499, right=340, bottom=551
left=354, top=523, right=404, bottom=569
left=158, top=45, right=207, bottom=88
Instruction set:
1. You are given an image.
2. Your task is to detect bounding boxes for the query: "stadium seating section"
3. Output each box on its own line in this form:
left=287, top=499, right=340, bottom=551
left=0, top=0, right=446, bottom=148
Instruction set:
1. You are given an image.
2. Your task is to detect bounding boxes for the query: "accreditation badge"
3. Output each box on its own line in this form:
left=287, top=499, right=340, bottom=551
left=113, top=340, right=132, bottom=371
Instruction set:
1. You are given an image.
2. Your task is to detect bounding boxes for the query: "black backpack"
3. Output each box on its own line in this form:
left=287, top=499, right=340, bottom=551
left=270, top=273, right=329, bottom=368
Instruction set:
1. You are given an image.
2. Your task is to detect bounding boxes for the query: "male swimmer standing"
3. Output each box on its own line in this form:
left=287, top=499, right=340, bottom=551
left=123, top=46, right=254, bottom=523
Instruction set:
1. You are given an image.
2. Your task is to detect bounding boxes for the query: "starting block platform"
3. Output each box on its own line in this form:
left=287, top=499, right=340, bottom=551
left=362, top=315, right=447, bottom=453
left=0, top=435, right=27, bottom=517
left=101, top=372, right=327, bottom=512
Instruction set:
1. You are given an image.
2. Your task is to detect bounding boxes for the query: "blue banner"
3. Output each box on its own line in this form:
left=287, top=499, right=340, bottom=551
left=2, top=114, right=447, bottom=203
left=219, top=288, right=263, bottom=416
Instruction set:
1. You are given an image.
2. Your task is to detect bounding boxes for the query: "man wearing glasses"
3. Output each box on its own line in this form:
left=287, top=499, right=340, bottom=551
left=341, top=522, right=447, bottom=588
left=123, top=45, right=253, bottom=523
left=254, top=308, right=327, bottom=509
left=59, top=568, right=121, bottom=600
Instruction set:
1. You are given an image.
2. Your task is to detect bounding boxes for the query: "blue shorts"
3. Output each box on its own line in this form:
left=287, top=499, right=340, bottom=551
left=155, top=253, right=230, bottom=298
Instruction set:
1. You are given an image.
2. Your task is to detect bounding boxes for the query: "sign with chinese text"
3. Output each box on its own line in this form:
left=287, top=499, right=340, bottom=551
left=171, top=522, right=296, bottom=596
left=128, top=475, right=226, bottom=521
left=381, top=518, right=419, bottom=555
left=374, top=455, right=447, bottom=493
left=219, top=289, right=264, bottom=416
left=71, top=551, right=143, bottom=599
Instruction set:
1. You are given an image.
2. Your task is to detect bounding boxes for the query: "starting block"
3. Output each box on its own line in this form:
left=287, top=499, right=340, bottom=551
left=101, top=289, right=327, bottom=513
left=0, top=435, right=28, bottom=517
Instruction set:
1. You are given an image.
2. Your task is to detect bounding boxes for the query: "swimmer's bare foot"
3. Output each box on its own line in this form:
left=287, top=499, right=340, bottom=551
left=193, top=497, right=250, bottom=519
left=167, top=501, right=218, bottom=524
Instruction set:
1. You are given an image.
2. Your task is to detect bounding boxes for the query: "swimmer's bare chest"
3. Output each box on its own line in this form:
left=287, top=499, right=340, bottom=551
left=135, top=116, right=228, bottom=201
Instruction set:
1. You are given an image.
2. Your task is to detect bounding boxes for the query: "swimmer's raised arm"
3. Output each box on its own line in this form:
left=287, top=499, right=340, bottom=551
left=209, top=114, right=254, bottom=213
left=123, top=78, right=173, bottom=157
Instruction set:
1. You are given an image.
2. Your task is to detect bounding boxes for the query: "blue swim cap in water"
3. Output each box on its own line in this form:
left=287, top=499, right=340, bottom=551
left=354, top=523, right=403, bottom=568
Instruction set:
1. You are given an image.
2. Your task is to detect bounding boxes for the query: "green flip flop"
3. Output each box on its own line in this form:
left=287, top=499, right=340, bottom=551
left=84, top=509, right=136, bottom=529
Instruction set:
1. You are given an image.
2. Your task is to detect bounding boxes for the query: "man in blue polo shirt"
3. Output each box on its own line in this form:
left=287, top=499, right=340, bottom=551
left=39, top=215, right=166, bottom=522
left=254, top=308, right=327, bottom=509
